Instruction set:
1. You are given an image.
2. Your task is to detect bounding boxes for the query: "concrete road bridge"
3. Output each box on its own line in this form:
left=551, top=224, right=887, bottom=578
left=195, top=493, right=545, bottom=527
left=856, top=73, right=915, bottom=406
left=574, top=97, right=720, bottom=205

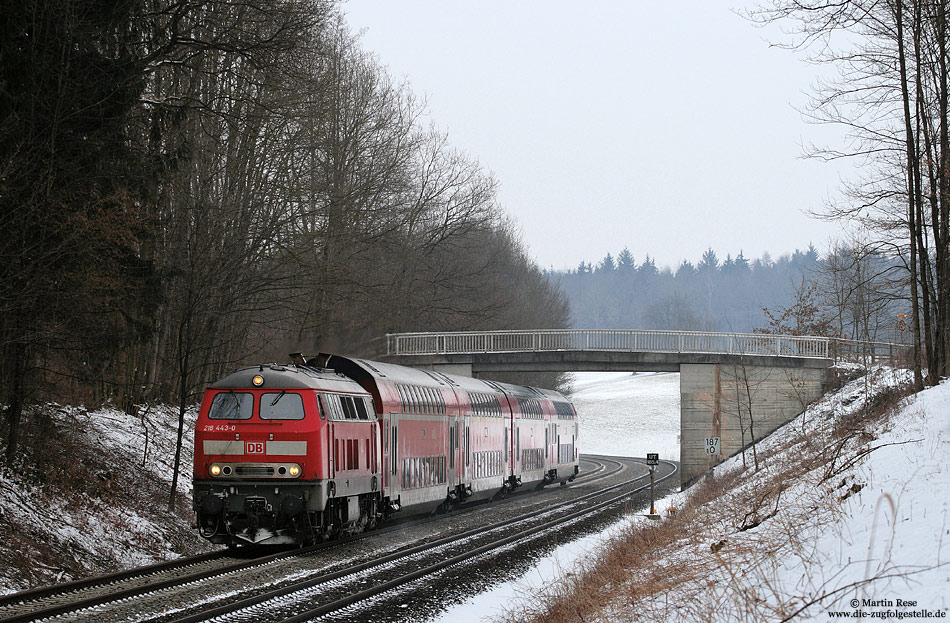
left=381, top=330, right=909, bottom=487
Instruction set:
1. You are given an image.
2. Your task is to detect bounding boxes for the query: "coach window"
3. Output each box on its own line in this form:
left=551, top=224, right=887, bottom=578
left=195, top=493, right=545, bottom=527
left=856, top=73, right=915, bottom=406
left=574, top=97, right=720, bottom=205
left=396, top=385, right=407, bottom=413
left=208, top=392, right=253, bottom=420
left=365, top=397, right=378, bottom=418
left=260, top=392, right=305, bottom=420
left=412, top=386, right=422, bottom=413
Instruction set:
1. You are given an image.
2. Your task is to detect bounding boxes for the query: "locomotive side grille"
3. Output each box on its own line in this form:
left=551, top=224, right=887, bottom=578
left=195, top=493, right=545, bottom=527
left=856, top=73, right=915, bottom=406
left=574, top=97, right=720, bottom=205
left=236, top=465, right=275, bottom=477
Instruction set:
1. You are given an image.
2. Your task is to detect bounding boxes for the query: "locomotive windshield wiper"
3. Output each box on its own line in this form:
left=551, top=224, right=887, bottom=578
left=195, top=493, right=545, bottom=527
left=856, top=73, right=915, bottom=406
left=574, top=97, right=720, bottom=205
left=270, top=390, right=287, bottom=406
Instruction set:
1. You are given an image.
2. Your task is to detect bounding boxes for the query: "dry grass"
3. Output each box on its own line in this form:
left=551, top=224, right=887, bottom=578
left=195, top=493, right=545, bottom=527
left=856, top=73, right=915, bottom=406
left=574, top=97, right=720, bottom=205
left=499, top=370, right=916, bottom=623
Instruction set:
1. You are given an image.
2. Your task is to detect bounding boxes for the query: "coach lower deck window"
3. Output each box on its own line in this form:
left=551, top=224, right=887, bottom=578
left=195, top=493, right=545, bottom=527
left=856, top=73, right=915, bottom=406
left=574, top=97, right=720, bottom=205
left=260, top=392, right=305, bottom=420
left=209, top=392, right=253, bottom=420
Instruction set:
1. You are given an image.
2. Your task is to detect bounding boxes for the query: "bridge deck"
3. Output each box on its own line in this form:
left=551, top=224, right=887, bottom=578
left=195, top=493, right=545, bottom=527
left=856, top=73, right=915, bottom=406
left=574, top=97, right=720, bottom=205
left=384, top=329, right=905, bottom=373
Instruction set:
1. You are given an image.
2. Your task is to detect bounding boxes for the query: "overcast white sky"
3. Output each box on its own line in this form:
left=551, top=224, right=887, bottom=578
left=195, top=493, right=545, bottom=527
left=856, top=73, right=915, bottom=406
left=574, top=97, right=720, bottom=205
left=343, top=1, right=854, bottom=272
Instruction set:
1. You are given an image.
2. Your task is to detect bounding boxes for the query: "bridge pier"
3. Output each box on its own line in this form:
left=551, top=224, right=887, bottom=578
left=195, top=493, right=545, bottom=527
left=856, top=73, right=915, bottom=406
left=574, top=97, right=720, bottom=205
left=679, top=362, right=827, bottom=487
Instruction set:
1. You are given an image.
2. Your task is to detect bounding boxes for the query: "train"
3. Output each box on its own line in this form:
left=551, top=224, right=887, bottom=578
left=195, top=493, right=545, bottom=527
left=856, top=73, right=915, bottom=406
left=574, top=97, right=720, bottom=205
left=192, top=353, right=579, bottom=546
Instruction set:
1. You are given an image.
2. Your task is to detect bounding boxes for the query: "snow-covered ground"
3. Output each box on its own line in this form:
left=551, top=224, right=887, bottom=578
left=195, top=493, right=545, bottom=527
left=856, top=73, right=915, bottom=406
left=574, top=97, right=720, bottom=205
left=6, top=369, right=944, bottom=621
left=767, top=373, right=950, bottom=617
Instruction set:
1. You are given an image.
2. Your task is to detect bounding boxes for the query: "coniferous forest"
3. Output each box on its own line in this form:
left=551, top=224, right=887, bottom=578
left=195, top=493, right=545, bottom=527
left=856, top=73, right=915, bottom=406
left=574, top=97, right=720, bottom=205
left=552, top=245, right=909, bottom=342
left=556, top=248, right=820, bottom=333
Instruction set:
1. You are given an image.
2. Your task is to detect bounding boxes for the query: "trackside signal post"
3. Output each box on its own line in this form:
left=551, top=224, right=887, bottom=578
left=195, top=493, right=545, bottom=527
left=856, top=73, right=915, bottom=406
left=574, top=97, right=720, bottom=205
left=647, top=453, right=659, bottom=518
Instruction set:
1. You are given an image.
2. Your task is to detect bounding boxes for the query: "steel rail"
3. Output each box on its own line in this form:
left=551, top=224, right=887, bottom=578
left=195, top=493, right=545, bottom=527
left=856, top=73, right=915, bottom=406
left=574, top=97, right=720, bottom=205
left=167, top=458, right=670, bottom=623
left=0, top=549, right=233, bottom=611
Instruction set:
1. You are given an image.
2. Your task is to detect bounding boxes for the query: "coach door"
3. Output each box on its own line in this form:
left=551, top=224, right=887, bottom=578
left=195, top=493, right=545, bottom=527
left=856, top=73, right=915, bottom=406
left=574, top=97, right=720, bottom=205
left=504, top=424, right=509, bottom=477
left=390, top=416, right=398, bottom=492
left=382, top=416, right=393, bottom=490
left=464, top=414, right=471, bottom=481
left=448, top=415, right=460, bottom=487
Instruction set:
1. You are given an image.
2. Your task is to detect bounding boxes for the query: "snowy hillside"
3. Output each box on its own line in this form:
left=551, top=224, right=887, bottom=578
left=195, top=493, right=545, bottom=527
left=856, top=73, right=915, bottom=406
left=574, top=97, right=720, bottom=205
left=0, top=404, right=211, bottom=594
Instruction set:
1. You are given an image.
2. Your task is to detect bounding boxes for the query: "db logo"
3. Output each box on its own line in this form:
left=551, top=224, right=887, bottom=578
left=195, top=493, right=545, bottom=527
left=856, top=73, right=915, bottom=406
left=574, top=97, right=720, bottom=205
left=246, top=442, right=265, bottom=454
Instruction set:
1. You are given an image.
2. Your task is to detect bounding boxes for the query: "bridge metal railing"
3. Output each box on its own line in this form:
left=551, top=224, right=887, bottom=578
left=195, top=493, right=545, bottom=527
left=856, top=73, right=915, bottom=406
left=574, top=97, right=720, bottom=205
left=385, top=329, right=910, bottom=365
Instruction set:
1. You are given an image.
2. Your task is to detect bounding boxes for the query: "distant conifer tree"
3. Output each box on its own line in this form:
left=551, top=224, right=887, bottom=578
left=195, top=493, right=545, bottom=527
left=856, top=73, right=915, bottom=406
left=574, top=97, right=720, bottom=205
left=698, top=248, right=719, bottom=272
left=617, top=247, right=635, bottom=272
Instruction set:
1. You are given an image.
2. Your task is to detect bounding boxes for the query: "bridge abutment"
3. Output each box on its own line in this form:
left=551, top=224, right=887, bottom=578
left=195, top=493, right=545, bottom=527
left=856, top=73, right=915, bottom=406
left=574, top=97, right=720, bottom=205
left=679, top=362, right=827, bottom=487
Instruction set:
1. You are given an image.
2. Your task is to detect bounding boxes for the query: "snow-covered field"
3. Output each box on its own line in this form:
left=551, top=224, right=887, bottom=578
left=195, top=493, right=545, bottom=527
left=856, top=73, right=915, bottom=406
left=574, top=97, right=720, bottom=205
left=572, top=372, right=680, bottom=461
left=769, top=374, right=950, bottom=618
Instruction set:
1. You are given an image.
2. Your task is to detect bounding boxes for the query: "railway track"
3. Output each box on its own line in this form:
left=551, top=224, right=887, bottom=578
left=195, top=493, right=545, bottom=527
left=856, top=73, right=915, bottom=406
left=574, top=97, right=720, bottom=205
left=177, top=457, right=676, bottom=623
left=0, top=455, right=659, bottom=623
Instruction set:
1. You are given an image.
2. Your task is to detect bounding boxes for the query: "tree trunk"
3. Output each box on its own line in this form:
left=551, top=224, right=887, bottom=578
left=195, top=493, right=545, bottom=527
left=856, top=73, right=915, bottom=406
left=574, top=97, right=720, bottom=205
left=3, top=341, right=27, bottom=463
left=895, top=0, right=925, bottom=389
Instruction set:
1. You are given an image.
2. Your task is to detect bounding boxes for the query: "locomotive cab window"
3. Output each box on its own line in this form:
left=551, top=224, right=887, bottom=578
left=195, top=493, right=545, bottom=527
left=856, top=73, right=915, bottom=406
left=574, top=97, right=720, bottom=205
left=316, top=394, right=326, bottom=420
left=208, top=392, right=253, bottom=420
left=260, top=392, right=305, bottom=420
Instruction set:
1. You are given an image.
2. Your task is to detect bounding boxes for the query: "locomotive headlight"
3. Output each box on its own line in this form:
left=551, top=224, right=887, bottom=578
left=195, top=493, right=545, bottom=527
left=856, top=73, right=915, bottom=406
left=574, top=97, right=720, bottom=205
left=252, top=375, right=264, bottom=386
left=289, top=464, right=301, bottom=477
left=210, top=464, right=222, bottom=477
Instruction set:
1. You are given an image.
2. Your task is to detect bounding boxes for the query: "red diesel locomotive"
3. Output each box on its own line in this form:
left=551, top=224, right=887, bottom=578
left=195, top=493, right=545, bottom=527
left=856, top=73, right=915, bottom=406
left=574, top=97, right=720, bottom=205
left=192, top=353, right=579, bottom=546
